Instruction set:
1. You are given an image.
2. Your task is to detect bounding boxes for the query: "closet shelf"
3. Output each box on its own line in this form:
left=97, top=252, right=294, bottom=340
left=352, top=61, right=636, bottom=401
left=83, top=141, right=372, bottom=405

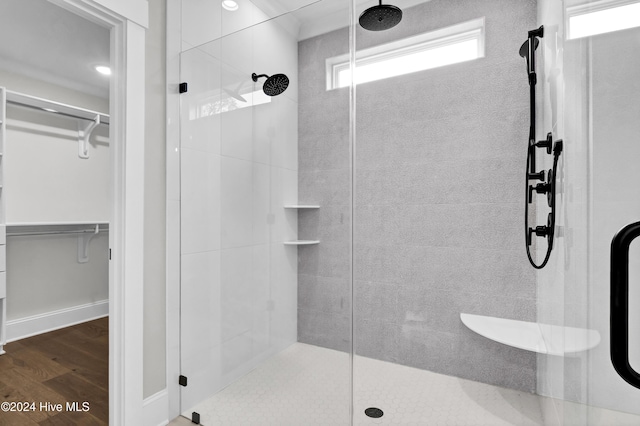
left=7, top=221, right=108, bottom=228
left=284, top=240, right=320, bottom=245
left=284, top=205, right=320, bottom=209
left=460, top=313, right=601, bottom=356
left=6, top=91, right=110, bottom=124
left=6, top=91, right=109, bottom=159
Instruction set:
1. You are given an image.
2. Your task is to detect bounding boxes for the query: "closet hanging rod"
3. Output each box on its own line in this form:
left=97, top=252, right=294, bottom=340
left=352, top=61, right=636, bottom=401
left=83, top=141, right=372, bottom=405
left=5, top=222, right=109, bottom=237
left=5, top=90, right=110, bottom=125
left=7, top=228, right=109, bottom=237
left=7, top=100, right=109, bottom=124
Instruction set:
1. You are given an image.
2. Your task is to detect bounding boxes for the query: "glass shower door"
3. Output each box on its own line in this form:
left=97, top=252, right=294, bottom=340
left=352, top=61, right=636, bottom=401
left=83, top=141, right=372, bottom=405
left=562, top=9, right=640, bottom=423
left=178, top=2, right=353, bottom=424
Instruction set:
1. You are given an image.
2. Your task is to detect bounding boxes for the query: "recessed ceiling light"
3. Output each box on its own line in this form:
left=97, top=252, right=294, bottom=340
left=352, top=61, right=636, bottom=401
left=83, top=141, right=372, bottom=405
left=222, top=0, right=239, bottom=11
left=95, top=65, right=111, bottom=76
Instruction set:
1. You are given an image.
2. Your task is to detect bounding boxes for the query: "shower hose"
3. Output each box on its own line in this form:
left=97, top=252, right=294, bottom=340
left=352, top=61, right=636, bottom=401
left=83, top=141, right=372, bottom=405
left=524, top=139, right=562, bottom=269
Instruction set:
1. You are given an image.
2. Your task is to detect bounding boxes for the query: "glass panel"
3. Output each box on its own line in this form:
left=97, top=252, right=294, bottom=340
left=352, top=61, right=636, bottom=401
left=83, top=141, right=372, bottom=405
left=177, top=0, right=640, bottom=423
left=179, top=1, right=352, bottom=424
left=563, top=1, right=640, bottom=420
left=351, top=0, right=545, bottom=423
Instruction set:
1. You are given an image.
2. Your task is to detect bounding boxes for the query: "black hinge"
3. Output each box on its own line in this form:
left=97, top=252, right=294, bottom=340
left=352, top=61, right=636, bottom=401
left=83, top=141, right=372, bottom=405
left=179, top=82, right=188, bottom=93
left=191, top=412, right=200, bottom=424
left=179, top=375, right=188, bottom=386
left=108, top=249, right=111, bottom=260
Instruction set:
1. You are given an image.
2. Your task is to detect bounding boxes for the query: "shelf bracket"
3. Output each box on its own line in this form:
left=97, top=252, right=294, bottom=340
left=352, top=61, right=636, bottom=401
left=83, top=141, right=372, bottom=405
left=77, top=224, right=100, bottom=263
left=78, top=115, right=100, bottom=159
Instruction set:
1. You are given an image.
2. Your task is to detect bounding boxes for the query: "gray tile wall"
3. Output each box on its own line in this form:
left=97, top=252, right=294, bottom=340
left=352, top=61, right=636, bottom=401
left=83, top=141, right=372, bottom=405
left=298, top=0, right=538, bottom=392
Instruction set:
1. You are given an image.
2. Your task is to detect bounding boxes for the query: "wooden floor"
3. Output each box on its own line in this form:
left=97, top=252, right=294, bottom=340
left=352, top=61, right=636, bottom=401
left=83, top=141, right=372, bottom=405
left=0, top=317, right=108, bottom=425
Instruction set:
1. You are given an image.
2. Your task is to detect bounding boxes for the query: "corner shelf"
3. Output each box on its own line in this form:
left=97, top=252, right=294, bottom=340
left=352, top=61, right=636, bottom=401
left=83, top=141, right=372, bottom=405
left=284, top=205, right=320, bottom=209
left=284, top=240, right=320, bottom=246
left=5, top=91, right=110, bottom=159
left=460, top=313, right=601, bottom=356
left=284, top=204, right=320, bottom=246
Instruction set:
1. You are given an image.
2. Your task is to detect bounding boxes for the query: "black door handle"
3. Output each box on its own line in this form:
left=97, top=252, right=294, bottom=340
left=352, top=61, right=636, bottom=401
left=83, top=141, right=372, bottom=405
left=611, top=221, right=640, bottom=389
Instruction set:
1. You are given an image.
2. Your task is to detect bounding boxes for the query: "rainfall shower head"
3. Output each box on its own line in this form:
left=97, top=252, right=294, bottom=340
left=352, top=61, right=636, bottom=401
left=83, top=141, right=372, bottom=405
left=252, top=72, right=289, bottom=96
left=359, top=0, right=403, bottom=31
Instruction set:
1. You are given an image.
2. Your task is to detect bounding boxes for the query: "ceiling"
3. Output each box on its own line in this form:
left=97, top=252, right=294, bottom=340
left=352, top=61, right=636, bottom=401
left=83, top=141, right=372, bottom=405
left=277, top=0, right=432, bottom=40
left=248, top=0, right=431, bottom=40
left=0, top=0, right=110, bottom=99
left=0, top=0, right=429, bottom=98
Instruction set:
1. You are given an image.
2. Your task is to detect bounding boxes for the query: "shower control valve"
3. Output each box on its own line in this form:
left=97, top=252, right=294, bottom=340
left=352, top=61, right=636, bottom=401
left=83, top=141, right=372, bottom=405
left=527, top=225, right=551, bottom=246
left=532, top=132, right=553, bottom=155
left=527, top=170, right=546, bottom=181
left=528, top=182, right=551, bottom=203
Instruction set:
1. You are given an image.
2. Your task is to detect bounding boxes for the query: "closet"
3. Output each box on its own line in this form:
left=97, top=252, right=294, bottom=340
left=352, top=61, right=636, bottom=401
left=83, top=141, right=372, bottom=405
left=0, top=89, right=109, bottom=352
left=0, top=0, right=111, bottom=352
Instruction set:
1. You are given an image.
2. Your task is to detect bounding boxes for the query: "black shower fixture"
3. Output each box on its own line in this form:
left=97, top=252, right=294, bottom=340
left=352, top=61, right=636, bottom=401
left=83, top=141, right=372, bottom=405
left=520, top=26, right=564, bottom=270
left=252, top=72, right=289, bottom=96
left=519, top=37, right=540, bottom=78
left=359, top=0, right=403, bottom=31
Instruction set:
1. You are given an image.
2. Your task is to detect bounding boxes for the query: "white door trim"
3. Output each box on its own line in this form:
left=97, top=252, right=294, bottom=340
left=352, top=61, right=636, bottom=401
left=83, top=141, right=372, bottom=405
left=47, top=1, right=149, bottom=424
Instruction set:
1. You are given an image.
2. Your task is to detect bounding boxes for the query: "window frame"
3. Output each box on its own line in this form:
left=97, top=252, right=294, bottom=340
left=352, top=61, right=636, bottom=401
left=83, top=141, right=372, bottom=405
left=566, top=0, right=640, bottom=39
left=326, top=17, right=485, bottom=90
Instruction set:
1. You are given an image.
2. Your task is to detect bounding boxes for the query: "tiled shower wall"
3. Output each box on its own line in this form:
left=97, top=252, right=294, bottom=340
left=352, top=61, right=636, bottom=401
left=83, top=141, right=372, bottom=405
left=179, top=11, right=299, bottom=409
left=298, top=0, right=538, bottom=392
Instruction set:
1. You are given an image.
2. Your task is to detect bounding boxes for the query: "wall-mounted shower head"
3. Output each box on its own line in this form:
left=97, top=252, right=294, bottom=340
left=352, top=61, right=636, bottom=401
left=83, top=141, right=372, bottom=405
left=359, top=0, right=403, bottom=31
left=252, top=72, right=289, bottom=96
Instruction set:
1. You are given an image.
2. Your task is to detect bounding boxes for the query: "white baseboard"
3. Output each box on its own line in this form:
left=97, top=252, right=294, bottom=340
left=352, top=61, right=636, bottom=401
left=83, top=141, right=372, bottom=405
left=144, top=389, right=169, bottom=426
left=6, top=299, right=109, bottom=342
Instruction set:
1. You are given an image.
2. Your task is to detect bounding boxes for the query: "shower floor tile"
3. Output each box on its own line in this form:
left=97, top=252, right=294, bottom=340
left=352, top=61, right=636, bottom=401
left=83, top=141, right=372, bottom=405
left=180, top=343, right=640, bottom=425
left=183, top=342, right=548, bottom=425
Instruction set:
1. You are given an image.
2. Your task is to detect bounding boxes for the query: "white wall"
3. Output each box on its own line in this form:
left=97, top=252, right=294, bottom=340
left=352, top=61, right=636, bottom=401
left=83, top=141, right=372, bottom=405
left=6, top=234, right=108, bottom=320
left=178, top=4, right=299, bottom=416
left=0, top=69, right=108, bottom=113
left=143, top=0, right=167, bottom=399
left=5, top=107, right=109, bottom=222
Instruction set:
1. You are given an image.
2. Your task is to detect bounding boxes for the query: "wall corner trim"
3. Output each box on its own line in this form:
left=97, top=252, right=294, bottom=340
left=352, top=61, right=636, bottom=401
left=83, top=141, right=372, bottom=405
left=143, top=389, right=170, bottom=426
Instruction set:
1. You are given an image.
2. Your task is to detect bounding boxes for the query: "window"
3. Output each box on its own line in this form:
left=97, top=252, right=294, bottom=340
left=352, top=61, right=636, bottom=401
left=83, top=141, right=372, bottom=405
left=567, top=0, right=640, bottom=39
left=326, top=18, right=485, bottom=90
